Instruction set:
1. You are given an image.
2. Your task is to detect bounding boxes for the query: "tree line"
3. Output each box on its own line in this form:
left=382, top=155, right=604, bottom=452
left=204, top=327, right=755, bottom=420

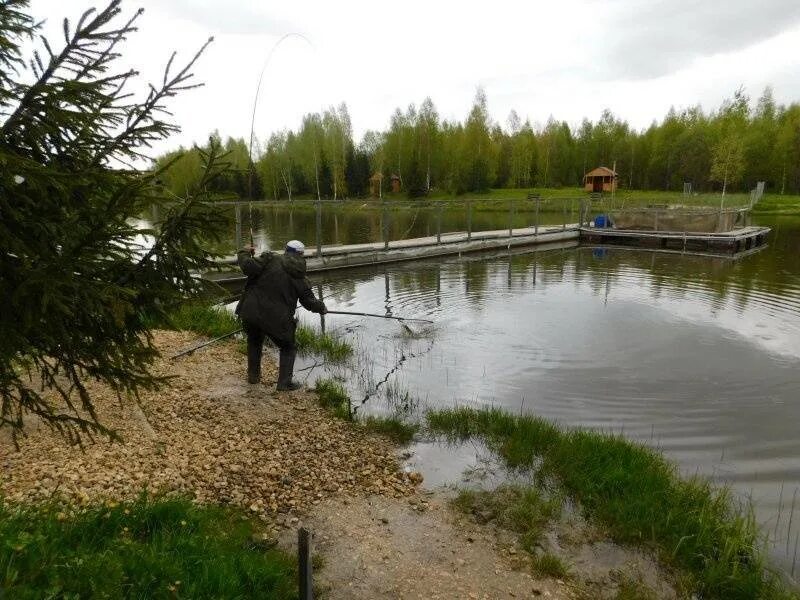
left=155, top=86, right=800, bottom=200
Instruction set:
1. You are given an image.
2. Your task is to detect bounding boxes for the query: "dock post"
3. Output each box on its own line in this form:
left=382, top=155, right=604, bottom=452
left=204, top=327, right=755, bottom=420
left=315, top=199, right=322, bottom=258
left=382, top=202, right=389, bottom=250
left=534, top=197, right=539, bottom=236
left=317, top=284, right=326, bottom=334
left=334, top=213, right=339, bottom=245
left=466, top=200, right=472, bottom=241
left=508, top=199, right=514, bottom=239
left=437, top=203, right=442, bottom=245
left=234, top=203, right=242, bottom=248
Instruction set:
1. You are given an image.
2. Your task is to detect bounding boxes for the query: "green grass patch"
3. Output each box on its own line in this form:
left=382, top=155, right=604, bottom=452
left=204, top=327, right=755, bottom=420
left=314, top=378, right=351, bottom=420
left=0, top=495, right=296, bottom=599
left=428, top=407, right=795, bottom=600
left=147, top=300, right=240, bottom=338
left=752, top=194, right=800, bottom=215
left=609, top=570, right=659, bottom=600
left=296, top=324, right=353, bottom=363
left=452, top=486, right=561, bottom=555
left=531, top=552, right=570, bottom=579
left=361, top=416, right=419, bottom=444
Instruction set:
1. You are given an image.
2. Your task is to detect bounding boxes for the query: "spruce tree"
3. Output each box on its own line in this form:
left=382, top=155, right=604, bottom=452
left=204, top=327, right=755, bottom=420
left=0, top=0, right=228, bottom=442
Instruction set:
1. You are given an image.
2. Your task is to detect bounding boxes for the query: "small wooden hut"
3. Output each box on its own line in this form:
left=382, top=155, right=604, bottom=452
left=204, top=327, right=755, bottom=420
left=584, top=167, right=617, bottom=193
left=390, top=174, right=401, bottom=193
left=369, top=172, right=383, bottom=198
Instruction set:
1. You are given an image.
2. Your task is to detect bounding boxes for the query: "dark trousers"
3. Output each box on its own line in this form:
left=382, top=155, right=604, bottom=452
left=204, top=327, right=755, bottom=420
left=244, top=324, right=296, bottom=387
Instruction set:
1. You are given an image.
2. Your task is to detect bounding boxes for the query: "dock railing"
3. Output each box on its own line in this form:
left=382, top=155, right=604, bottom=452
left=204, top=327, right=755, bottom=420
left=227, top=196, right=584, bottom=258
left=218, top=191, right=756, bottom=259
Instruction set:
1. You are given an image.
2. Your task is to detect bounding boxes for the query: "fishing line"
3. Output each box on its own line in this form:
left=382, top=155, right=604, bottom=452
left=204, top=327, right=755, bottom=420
left=246, top=32, right=316, bottom=253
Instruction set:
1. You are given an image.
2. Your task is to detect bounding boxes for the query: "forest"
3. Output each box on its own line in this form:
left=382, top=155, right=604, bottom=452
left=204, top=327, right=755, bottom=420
left=154, top=86, right=800, bottom=200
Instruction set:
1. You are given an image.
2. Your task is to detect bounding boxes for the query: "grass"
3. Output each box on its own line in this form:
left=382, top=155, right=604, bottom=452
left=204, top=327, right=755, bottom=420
left=531, top=552, right=570, bottom=579
left=295, top=324, right=353, bottom=362
left=609, top=570, right=659, bottom=600
left=148, top=300, right=240, bottom=338
left=362, top=415, right=419, bottom=444
left=427, top=407, right=796, bottom=600
left=0, top=495, right=296, bottom=599
left=314, top=378, right=351, bottom=420
left=313, top=379, right=419, bottom=443
left=752, top=193, right=800, bottom=215
left=452, top=486, right=561, bottom=555
left=251, top=187, right=800, bottom=216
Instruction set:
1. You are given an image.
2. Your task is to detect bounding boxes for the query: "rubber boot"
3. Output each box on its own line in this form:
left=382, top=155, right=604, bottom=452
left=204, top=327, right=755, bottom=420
left=276, top=347, right=300, bottom=391
left=247, top=337, right=262, bottom=384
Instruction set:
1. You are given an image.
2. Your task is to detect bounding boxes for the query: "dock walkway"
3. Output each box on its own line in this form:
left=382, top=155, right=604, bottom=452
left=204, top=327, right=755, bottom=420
left=206, top=224, right=770, bottom=290
left=208, top=225, right=580, bottom=288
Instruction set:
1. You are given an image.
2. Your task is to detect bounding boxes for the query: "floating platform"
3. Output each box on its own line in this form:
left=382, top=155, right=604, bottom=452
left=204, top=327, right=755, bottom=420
left=579, top=226, right=771, bottom=253
left=207, top=225, right=580, bottom=290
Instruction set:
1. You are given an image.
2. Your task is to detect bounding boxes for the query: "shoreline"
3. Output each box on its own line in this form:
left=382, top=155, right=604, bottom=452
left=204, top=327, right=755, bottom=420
left=2, top=329, right=797, bottom=598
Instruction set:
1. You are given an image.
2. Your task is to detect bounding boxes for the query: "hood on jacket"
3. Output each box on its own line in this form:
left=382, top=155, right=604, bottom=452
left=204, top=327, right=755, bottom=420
left=281, top=253, right=307, bottom=278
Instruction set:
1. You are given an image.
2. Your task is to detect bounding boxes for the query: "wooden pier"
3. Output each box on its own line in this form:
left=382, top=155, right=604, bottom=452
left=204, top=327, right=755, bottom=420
left=206, top=223, right=771, bottom=291
left=579, top=225, right=771, bottom=253
left=208, top=225, right=580, bottom=289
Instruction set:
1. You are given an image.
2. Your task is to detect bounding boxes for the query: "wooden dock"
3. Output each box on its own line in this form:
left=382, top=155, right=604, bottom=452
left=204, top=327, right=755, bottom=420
left=208, top=225, right=580, bottom=289
left=205, top=223, right=771, bottom=291
left=579, top=225, right=771, bottom=253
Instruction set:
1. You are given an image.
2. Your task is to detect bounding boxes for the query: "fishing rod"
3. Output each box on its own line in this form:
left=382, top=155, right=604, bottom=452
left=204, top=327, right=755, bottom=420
left=170, top=309, right=432, bottom=359
left=170, top=328, right=243, bottom=359
left=325, top=310, right=433, bottom=324
left=245, top=33, right=315, bottom=256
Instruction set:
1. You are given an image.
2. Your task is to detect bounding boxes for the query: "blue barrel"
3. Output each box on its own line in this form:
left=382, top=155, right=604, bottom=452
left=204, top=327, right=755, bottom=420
left=594, top=214, right=612, bottom=228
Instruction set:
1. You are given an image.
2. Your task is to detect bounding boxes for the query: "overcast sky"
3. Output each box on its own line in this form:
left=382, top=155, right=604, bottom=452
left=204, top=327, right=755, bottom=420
left=30, top=0, right=800, bottom=155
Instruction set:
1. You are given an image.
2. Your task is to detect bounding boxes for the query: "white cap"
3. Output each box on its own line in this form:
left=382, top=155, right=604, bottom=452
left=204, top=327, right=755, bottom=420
left=285, top=240, right=305, bottom=256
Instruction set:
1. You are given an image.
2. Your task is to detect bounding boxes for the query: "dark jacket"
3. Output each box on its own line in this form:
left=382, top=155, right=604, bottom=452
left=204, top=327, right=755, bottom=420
left=235, top=250, right=325, bottom=344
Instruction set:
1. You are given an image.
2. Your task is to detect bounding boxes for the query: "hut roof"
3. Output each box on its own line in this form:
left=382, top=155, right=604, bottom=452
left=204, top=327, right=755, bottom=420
left=390, top=174, right=401, bottom=181
left=584, top=166, right=617, bottom=178
left=369, top=172, right=384, bottom=182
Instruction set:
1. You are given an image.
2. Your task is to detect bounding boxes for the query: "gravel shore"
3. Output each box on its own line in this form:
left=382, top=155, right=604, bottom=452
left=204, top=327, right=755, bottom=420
left=1, top=330, right=417, bottom=525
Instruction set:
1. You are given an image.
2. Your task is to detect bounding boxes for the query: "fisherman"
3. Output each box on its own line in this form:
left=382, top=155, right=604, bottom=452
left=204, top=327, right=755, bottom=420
left=236, top=240, right=327, bottom=391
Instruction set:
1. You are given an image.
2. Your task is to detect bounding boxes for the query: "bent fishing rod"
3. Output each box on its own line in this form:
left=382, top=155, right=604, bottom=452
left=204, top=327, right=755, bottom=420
left=170, top=310, right=433, bottom=359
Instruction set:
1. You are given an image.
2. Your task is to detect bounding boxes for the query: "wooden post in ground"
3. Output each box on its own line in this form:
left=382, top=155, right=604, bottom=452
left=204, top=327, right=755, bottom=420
left=534, top=197, right=539, bottom=236
left=298, top=528, right=313, bottom=600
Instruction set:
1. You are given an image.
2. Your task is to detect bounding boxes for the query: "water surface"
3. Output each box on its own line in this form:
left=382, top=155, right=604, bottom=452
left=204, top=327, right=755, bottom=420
left=290, top=215, right=800, bottom=575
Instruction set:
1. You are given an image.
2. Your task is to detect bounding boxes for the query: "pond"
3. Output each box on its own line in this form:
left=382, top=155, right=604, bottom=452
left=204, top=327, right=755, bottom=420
left=185, top=198, right=581, bottom=255
left=278, top=213, right=799, bottom=576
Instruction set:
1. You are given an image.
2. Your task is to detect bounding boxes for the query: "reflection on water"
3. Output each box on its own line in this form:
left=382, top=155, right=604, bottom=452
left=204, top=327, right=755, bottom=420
left=293, top=215, right=800, bottom=575
left=192, top=200, right=579, bottom=255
